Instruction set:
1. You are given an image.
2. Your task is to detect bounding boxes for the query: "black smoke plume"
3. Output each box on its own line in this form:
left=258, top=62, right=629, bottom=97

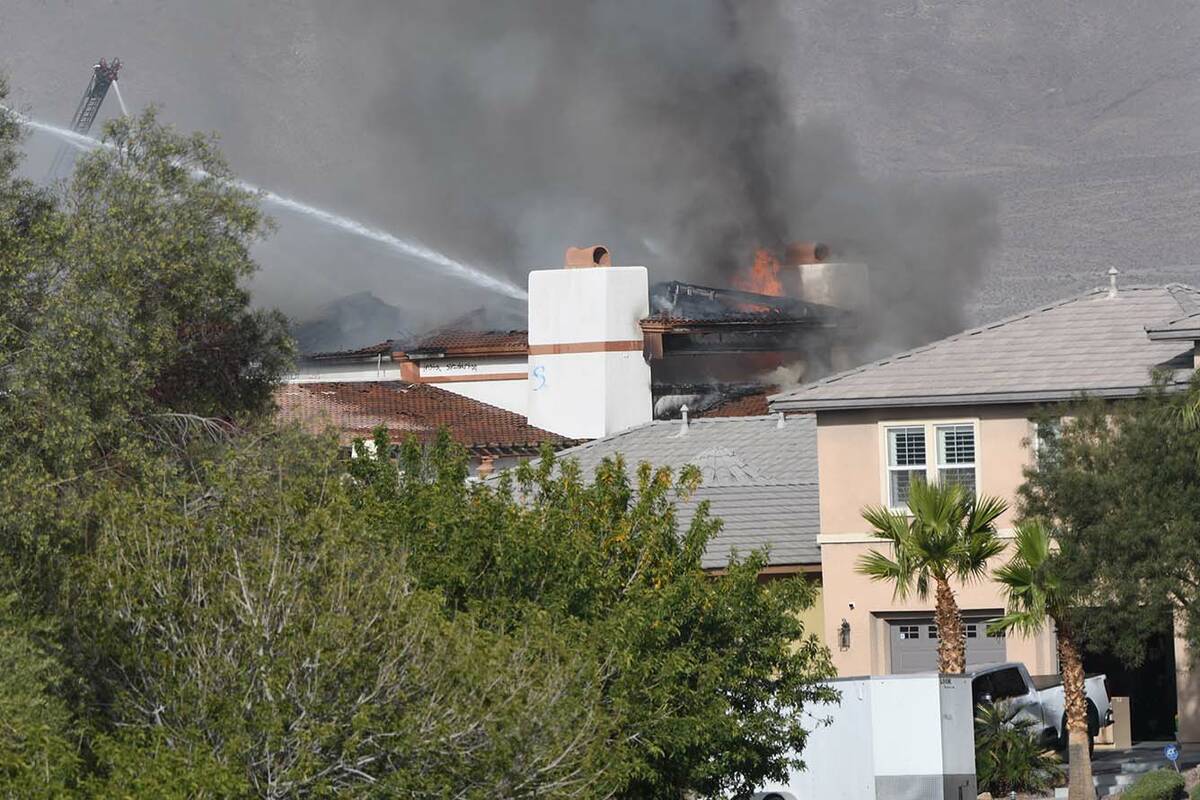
left=4, top=0, right=997, bottom=353
left=324, top=0, right=997, bottom=352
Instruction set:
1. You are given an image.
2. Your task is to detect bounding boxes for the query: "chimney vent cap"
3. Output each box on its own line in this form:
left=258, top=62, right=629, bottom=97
left=1108, top=267, right=1120, bottom=298
left=565, top=245, right=612, bottom=268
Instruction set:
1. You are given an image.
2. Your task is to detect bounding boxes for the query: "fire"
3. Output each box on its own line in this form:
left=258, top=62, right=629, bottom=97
left=732, top=248, right=784, bottom=297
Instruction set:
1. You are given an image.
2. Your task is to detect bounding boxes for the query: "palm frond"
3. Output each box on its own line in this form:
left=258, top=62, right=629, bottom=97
left=859, top=480, right=1006, bottom=603
left=988, top=609, right=1045, bottom=639
left=1011, top=519, right=1051, bottom=569
left=857, top=548, right=911, bottom=595
left=964, top=493, right=1009, bottom=537
left=991, top=519, right=1063, bottom=638
left=861, top=504, right=908, bottom=543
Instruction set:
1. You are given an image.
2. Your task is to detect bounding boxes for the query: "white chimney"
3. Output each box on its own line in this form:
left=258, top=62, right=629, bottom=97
left=526, top=254, right=652, bottom=439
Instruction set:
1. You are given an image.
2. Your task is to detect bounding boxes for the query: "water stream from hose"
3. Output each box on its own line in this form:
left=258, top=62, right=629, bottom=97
left=110, top=81, right=129, bottom=117
left=5, top=110, right=527, bottom=300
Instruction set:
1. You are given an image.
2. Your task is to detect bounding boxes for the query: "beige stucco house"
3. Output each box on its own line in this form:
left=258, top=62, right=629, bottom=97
left=771, top=281, right=1200, bottom=742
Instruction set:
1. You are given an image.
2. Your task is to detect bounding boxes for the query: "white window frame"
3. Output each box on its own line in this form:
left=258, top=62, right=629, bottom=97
left=934, top=422, right=978, bottom=493
left=879, top=419, right=981, bottom=511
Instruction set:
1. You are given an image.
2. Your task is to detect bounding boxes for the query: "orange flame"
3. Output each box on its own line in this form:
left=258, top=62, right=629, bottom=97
left=732, top=248, right=784, bottom=297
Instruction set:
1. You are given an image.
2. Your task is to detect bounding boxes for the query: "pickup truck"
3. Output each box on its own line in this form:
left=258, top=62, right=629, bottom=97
left=968, top=662, right=1112, bottom=752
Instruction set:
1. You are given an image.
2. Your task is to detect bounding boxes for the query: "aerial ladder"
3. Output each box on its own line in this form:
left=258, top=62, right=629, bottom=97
left=46, top=58, right=122, bottom=180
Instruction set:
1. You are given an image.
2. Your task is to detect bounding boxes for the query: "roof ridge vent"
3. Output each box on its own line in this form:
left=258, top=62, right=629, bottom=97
left=1108, top=267, right=1120, bottom=298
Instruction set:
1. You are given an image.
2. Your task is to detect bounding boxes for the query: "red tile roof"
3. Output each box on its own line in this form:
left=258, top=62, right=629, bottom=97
left=276, top=381, right=576, bottom=457
left=404, top=329, right=528, bottom=358
left=694, top=387, right=777, bottom=418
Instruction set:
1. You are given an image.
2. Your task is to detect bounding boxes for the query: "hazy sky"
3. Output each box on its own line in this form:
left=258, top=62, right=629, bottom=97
left=5, top=0, right=1200, bottom=347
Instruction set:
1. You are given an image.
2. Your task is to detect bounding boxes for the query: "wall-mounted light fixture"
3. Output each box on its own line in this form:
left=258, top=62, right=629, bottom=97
left=838, top=618, right=851, bottom=651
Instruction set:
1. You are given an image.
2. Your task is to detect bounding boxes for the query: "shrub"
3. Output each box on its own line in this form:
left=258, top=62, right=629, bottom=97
left=1124, top=769, right=1186, bottom=800
left=974, top=702, right=1060, bottom=796
left=1190, top=776, right=1200, bottom=799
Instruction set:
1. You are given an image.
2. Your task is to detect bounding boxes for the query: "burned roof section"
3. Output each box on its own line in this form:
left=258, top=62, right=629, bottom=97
left=641, top=280, right=854, bottom=360
left=302, top=340, right=399, bottom=361
left=647, top=280, right=847, bottom=324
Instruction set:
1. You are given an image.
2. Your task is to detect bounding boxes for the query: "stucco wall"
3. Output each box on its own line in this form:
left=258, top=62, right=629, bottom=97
left=288, top=360, right=404, bottom=383
left=1176, top=617, right=1200, bottom=743
left=417, top=356, right=528, bottom=416
left=797, top=575, right=825, bottom=647
left=817, top=405, right=1039, bottom=535
left=526, top=266, right=652, bottom=439
left=821, top=538, right=1057, bottom=676
left=815, top=404, right=1057, bottom=677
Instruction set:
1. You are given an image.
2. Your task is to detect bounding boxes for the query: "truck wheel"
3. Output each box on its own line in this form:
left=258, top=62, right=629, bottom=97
left=1060, top=703, right=1098, bottom=759
left=1087, top=702, right=1099, bottom=757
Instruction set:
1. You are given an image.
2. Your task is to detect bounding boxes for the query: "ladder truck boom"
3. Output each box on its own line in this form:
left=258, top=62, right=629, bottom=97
left=68, top=58, right=121, bottom=135
left=47, top=58, right=122, bottom=179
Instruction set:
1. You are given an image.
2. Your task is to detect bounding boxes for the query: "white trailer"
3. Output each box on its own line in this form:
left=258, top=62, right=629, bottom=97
left=753, top=673, right=977, bottom=800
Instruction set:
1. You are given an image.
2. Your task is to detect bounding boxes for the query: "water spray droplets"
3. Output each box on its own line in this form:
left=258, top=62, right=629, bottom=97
left=110, top=82, right=129, bottom=117
left=3, top=109, right=526, bottom=300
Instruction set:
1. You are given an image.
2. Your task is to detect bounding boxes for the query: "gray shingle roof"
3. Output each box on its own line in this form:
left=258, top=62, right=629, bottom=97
left=1147, top=309, right=1200, bottom=340
left=547, top=415, right=819, bottom=569
left=771, top=285, right=1200, bottom=412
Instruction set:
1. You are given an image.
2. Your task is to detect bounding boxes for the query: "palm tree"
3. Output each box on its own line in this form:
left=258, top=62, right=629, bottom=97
left=991, top=519, right=1093, bottom=800
left=858, top=479, right=1007, bottom=673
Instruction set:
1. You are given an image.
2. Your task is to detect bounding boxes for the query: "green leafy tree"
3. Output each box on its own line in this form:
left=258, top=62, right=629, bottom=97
left=0, top=596, right=81, bottom=796
left=80, top=429, right=616, bottom=799
left=347, top=431, right=837, bottom=799
left=0, top=77, right=835, bottom=798
left=0, top=100, right=294, bottom=611
left=1019, top=386, right=1200, bottom=666
left=858, top=479, right=1007, bottom=672
left=991, top=519, right=1093, bottom=799
left=83, top=730, right=248, bottom=799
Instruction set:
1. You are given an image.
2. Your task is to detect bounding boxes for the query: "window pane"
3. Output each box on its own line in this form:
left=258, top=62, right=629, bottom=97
left=991, top=669, right=1027, bottom=700
left=938, top=467, right=976, bottom=493
left=888, top=427, right=926, bottom=467
left=1036, top=419, right=1062, bottom=465
left=972, top=675, right=994, bottom=705
left=937, top=424, right=975, bottom=465
left=898, top=625, right=920, bottom=640
left=890, top=469, right=924, bottom=507
left=927, top=625, right=939, bottom=639
left=966, top=624, right=978, bottom=639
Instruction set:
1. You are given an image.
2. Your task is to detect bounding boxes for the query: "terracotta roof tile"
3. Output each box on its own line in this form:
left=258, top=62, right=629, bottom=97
left=405, top=329, right=528, bottom=357
left=276, top=381, right=575, bottom=456
left=695, top=389, right=775, bottom=418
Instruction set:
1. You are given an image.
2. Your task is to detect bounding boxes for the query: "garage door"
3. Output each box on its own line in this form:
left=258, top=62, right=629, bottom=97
left=889, top=616, right=1008, bottom=674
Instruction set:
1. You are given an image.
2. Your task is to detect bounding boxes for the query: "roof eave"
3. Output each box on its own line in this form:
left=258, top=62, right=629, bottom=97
left=771, top=382, right=1189, bottom=413
left=1146, top=328, right=1200, bottom=341
left=403, top=346, right=528, bottom=360
left=302, top=351, right=393, bottom=364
